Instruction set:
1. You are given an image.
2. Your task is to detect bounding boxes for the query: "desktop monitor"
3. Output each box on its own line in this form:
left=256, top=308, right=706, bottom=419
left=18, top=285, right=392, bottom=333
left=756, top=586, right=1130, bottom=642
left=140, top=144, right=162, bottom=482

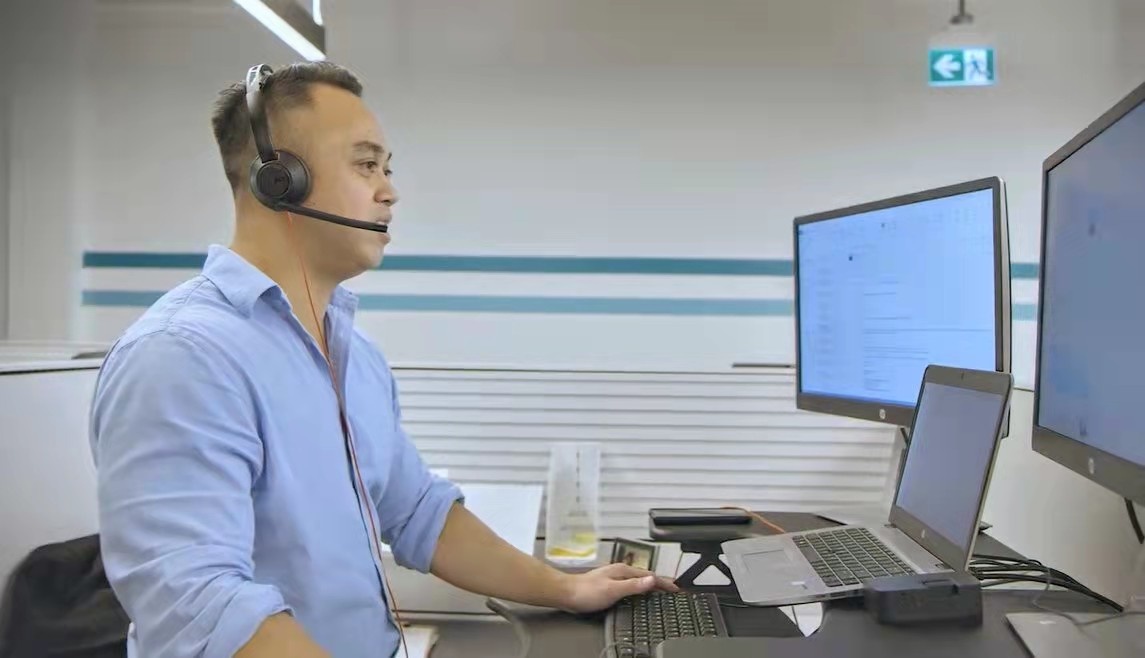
left=1033, top=79, right=1145, bottom=506
left=794, top=178, right=1012, bottom=427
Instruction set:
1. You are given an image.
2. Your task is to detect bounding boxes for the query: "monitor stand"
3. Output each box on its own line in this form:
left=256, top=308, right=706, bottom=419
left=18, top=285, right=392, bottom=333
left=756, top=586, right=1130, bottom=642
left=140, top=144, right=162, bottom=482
left=814, top=426, right=909, bottom=527
left=1006, top=539, right=1145, bottom=657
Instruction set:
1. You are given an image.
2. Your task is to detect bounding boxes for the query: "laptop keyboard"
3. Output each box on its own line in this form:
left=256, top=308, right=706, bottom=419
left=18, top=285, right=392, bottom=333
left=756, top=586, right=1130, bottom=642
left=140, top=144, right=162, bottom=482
left=792, top=527, right=916, bottom=587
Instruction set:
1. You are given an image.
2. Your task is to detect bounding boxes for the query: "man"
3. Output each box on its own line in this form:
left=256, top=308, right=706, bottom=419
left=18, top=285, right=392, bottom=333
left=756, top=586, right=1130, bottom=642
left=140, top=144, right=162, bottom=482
left=90, top=61, right=676, bottom=658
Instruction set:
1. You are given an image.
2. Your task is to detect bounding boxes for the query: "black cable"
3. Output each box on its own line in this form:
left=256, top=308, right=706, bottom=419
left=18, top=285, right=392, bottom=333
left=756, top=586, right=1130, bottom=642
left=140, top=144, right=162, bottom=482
left=1127, top=498, right=1144, bottom=544
left=970, top=553, right=1095, bottom=590
left=980, top=576, right=1118, bottom=609
left=972, top=553, right=1043, bottom=565
left=978, top=576, right=1123, bottom=612
left=972, top=566, right=1106, bottom=600
left=969, top=564, right=1085, bottom=588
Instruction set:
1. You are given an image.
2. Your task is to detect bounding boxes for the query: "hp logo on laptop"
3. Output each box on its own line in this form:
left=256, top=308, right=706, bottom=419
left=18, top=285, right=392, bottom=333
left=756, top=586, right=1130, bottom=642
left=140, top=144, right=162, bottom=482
left=879, top=409, right=886, bottom=420
left=921, top=529, right=927, bottom=540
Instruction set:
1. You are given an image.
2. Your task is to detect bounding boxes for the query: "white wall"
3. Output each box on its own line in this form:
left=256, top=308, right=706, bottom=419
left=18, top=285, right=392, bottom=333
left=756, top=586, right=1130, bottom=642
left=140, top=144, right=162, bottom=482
left=0, top=364, right=103, bottom=587
left=0, top=0, right=14, bottom=339
left=64, top=0, right=1140, bottom=376
left=4, top=0, right=97, bottom=341
left=1118, top=0, right=1145, bottom=76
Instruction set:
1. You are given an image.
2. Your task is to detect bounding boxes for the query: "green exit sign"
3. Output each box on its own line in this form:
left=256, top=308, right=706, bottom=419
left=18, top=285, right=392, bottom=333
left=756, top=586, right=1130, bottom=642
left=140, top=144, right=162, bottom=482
left=929, top=48, right=996, bottom=87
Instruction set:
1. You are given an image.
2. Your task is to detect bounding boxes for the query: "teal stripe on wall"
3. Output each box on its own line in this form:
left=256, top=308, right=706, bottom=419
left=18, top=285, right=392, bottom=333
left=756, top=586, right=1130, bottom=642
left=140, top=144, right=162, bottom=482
left=1013, top=303, right=1038, bottom=321
left=81, top=251, right=1040, bottom=279
left=82, top=252, right=792, bottom=276
left=82, top=290, right=1041, bottom=320
left=82, top=291, right=792, bottom=316
left=1010, top=263, right=1039, bottom=280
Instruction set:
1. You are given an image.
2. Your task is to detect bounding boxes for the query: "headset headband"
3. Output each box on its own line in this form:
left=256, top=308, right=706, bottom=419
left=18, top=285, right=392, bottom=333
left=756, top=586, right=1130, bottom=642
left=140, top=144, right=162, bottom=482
left=245, top=64, right=278, bottom=165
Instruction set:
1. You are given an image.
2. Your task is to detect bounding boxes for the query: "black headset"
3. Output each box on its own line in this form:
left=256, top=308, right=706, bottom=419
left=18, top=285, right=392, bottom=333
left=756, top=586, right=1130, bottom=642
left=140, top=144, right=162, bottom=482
left=243, top=64, right=387, bottom=233
left=246, top=64, right=311, bottom=209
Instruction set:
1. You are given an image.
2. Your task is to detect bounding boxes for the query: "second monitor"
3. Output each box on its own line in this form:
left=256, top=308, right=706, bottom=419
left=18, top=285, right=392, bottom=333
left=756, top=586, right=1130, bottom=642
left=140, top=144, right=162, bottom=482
left=794, top=177, right=1012, bottom=428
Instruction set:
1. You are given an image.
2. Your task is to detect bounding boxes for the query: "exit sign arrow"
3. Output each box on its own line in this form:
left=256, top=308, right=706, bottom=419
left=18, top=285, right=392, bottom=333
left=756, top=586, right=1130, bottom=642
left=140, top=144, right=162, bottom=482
left=933, top=53, right=962, bottom=80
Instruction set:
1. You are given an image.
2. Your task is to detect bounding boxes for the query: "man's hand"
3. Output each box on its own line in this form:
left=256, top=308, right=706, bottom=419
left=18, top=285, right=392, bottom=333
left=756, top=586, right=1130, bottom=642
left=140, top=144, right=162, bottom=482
left=559, top=563, right=681, bottom=614
left=431, top=504, right=680, bottom=614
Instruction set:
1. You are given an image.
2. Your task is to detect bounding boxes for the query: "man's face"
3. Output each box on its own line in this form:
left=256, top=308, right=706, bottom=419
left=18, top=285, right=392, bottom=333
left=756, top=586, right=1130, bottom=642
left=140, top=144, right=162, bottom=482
left=280, top=83, right=398, bottom=279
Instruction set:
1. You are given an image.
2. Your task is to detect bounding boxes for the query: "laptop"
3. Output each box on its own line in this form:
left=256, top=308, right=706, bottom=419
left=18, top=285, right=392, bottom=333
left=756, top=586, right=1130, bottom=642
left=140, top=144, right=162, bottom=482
left=722, top=365, right=1012, bottom=606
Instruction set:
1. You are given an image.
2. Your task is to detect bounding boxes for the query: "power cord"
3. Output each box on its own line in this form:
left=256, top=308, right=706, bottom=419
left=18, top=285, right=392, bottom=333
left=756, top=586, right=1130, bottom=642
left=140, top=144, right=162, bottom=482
left=485, top=598, right=531, bottom=658
left=719, top=506, right=786, bottom=534
left=1127, top=498, right=1144, bottom=544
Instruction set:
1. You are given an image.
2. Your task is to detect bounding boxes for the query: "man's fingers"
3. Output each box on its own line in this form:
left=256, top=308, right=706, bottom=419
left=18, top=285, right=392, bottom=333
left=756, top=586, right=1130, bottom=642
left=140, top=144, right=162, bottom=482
left=602, top=563, right=655, bottom=580
left=599, top=563, right=680, bottom=591
left=610, top=575, right=658, bottom=599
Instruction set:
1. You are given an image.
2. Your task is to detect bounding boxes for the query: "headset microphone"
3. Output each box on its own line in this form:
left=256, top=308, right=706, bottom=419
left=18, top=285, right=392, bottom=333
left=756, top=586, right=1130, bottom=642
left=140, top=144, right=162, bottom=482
left=244, top=64, right=388, bottom=234
left=278, top=202, right=388, bottom=233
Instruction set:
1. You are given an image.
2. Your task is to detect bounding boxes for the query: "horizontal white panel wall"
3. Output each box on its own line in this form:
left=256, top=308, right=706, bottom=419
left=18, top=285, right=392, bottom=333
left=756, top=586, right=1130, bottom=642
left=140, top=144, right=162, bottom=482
left=392, top=366, right=894, bottom=539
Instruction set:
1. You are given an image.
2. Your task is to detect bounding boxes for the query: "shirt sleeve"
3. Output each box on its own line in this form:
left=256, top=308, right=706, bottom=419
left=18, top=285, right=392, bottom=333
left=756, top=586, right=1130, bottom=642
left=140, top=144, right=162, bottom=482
left=372, top=368, right=464, bottom=573
left=90, top=329, right=290, bottom=658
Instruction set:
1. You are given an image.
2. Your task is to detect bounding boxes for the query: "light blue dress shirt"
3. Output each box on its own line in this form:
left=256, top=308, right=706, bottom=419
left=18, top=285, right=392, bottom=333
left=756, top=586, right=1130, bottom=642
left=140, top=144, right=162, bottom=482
left=90, top=245, right=463, bottom=657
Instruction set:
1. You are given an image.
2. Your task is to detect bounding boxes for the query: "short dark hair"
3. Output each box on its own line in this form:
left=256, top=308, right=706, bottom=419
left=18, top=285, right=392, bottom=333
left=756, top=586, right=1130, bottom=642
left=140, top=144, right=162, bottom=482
left=210, top=61, right=364, bottom=192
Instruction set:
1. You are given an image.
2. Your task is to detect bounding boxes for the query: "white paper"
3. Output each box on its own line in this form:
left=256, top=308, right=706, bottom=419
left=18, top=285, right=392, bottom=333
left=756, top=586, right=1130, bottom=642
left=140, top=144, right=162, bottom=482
left=457, top=483, right=544, bottom=556
left=380, top=472, right=545, bottom=558
left=397, top=625, right=438, bottom=658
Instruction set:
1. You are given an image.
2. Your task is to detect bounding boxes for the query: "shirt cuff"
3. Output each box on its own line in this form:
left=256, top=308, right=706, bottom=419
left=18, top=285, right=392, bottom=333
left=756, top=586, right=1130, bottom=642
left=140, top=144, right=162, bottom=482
left=203, top=583, right=292, bottom=658
left=395, top=478, right=465, bottom=573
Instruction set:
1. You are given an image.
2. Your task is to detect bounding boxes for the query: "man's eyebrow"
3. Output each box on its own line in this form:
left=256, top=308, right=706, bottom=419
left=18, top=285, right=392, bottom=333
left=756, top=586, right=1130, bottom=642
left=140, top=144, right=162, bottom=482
left=352, top=140, right=390, bottom=160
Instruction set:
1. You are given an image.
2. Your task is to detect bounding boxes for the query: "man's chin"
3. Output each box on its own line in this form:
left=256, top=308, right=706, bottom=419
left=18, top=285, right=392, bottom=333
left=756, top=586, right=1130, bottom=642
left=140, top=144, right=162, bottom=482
left=360, top=244, right=385, bottom=272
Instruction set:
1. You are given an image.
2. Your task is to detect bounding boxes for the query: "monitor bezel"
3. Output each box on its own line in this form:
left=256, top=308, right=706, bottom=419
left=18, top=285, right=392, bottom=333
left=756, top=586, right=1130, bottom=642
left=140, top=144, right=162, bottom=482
left=793, top=177, right=1012, bottom=428
left=1033, top=79, right=1145, bottom=506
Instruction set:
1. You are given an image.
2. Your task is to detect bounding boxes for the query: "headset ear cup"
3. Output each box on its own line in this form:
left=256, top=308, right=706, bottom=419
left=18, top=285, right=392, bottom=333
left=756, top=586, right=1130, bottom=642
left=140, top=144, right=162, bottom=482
left=249, top=149, right=311, bottom=209
left=274, top=150, right=311, bottom=204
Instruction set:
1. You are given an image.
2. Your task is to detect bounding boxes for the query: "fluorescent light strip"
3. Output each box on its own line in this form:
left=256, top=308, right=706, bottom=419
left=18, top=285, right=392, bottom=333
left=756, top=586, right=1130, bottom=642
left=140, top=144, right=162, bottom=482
left=234, top=0, right=326, bottom=61
left=313, top=0, right=323, bottom=26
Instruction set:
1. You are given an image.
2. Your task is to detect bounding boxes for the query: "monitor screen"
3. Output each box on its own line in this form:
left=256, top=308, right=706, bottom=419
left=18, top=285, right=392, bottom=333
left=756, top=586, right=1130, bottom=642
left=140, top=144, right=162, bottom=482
left=797, top=188, right=1000, bottom=411
left=1037, top=100, right=1145, bottom=472
left=895, top=381, right=1007, bottom=561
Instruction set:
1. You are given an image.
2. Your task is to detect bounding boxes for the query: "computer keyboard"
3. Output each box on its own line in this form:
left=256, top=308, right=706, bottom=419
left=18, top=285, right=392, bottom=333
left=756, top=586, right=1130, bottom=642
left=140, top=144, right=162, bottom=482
left=603, top=591, right=728, bottom=658
left=793, top=527, right=916, bottom=587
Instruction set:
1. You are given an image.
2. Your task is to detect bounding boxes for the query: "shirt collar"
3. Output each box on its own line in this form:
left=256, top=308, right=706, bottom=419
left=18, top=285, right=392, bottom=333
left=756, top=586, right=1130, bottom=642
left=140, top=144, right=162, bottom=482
left=201, top=245, right=360, bottom=319
left=201, top=245, right=282, bottom=316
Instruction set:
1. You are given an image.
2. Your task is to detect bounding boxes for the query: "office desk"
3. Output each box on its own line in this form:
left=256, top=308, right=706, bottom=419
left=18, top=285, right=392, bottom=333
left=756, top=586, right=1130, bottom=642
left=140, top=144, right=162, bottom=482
left=417, top=512, right=1112, bottom=657
left=656, top=589, right=1111, bottom=658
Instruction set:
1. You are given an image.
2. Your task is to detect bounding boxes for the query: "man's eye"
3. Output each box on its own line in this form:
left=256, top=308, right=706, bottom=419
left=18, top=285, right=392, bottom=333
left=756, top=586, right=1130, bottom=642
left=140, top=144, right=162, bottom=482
left=360, top=160, right=379, bottom=172
left=384, top=169, right=393, bottom=177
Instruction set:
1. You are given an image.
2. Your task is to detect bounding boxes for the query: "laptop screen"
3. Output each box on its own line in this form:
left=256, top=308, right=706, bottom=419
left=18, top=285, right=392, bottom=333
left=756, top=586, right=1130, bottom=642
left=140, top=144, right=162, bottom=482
left=893, top=381, right=1007, bottom=566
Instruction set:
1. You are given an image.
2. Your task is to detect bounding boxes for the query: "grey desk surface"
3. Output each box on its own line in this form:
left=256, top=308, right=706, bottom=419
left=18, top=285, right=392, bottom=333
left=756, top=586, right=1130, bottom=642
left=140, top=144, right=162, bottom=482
left=422, top=512, right=1111, bottom=658
left=655, top=590, right=1111, bottom=658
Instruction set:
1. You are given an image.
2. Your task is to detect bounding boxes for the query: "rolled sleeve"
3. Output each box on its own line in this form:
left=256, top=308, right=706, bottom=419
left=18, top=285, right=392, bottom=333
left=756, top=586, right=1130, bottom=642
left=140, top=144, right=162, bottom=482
left=374, top=373, right=464, bottom=572
left=205, top=582, right=290, bottom=658
left=389, top=474, right=464, bottom=572
left=91, top=330, right=288, bottom=658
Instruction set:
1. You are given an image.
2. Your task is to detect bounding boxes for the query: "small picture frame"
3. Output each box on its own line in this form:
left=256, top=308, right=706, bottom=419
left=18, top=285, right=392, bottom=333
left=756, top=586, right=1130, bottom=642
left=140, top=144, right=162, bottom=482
left=610, top=538, right=660, bottom=571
